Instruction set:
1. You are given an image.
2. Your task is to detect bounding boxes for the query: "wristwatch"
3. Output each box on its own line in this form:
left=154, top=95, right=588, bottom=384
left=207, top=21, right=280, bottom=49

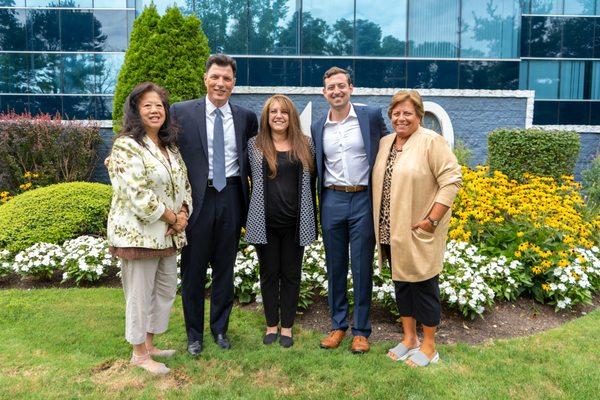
left=426, top=216, right=439, bottom=227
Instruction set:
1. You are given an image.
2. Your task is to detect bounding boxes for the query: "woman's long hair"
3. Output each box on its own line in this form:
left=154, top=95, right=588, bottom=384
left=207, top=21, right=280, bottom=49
left=256, top=95, right=314, bottom=179
left=117, top=82, right=178, bottom=149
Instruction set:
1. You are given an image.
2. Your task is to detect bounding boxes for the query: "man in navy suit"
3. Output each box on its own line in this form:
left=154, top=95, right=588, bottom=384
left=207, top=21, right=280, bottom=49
left=171, top=54, right=258, bottom=356
left=311, top=67, right=387, bottom=353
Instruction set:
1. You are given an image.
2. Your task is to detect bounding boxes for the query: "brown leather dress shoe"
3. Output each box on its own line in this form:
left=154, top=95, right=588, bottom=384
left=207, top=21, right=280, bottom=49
left=350, top=336, right=370, bottom=354
left=319, top=330, right=346, bottom=349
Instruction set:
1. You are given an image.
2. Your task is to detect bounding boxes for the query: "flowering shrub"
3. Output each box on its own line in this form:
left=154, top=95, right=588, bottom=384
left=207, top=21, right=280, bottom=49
left=0, top=249, right=12, bottom=278
left=61, top=236, right=117, bottom=284
left=12, top=242, right=64, bottom=279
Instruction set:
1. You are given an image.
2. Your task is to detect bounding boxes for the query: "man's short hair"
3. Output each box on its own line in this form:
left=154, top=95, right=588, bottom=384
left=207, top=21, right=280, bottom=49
left=323, top=67, right=353, bottom=87
left=205, top=54, right=237, bottom=76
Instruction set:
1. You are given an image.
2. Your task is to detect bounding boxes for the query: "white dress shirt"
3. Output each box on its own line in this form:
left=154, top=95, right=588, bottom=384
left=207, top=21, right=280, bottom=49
left=322, top=103, right=369, bottom=186
left=205, top=96, right=239, bottom=179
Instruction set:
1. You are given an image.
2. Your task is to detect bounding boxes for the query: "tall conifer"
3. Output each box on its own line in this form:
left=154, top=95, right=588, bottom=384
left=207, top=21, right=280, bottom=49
left=112, top=4, right=210, bottom=132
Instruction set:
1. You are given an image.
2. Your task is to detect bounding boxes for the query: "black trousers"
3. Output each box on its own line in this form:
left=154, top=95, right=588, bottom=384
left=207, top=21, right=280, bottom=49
left=181, top=182, right=243, bottom=342
left=255, top=225, right=304, bottom=328
left=381, top=244, right=441, bottom=327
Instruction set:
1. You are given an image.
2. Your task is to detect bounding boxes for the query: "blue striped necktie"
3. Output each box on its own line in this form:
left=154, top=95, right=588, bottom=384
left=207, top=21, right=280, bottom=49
left=212, top=108, right=226, bottom=192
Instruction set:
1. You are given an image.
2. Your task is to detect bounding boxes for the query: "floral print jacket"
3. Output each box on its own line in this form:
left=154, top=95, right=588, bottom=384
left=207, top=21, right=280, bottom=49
left=107, top=136, right=193, bottom=250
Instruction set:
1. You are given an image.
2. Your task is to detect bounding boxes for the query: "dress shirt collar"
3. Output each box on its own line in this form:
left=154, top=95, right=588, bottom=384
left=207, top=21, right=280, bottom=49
left=325, top=102, right=357, bottom=126
left=205, top=95, right=232, bottom=116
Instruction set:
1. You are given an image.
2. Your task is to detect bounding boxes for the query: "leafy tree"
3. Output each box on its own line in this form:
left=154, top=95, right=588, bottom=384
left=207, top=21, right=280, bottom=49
left=112, top=4, right=210, bottom=132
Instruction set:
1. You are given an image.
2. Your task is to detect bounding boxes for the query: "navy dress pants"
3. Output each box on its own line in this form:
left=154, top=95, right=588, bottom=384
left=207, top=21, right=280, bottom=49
left=320, top=188, right=374, bottom=337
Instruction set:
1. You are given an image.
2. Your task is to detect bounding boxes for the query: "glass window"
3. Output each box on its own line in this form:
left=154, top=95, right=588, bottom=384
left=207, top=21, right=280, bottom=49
left=561, top=17, right=594, bottom=58
left=459, top=61, right=519, bottom=90
left=301, top=0, right=354, bottom=56
left=27, top=96, right=62, bottom=117
left=407, top=60, right=458, bottom=89
left=5, top=1, right=25, bottom=5
left=558, top=101, right=590, bottom=124
left=354, top=59, right=406, bottom=88
left=249, top=0, right=299, bottom=55
left=0, top=9, right=27, bottom=51
left=591, top=62, right=600, bottom=99
left=95, top=96, right=113, bottom=119
left=61, top=1, right=94, bottom=7
left=423, top=112, right=442, bottom=134
left=93, top=1, right=128, bottom=7
left=26, top=1, right=62, bottom=6
left=530, top=0, right=562, bottom=14
left=60, top=9, right=94, bottom=51
left=532, top=100, right=558, bottom=124
left=63, top=96, right=95, bottom=119
left=93, top=10, right=128, bottom=51
left=519, top=61, right=528, bottom=89
left=140, top=1, right=190, bottom=14
left=233, top=57, right=248, bottom=86
left=94, top=53, right=124, bottom=94
left=408, top=0, right=459, bottom=58
left=29, top=54, right=61, bottom=94
left=355, top=0, right=407, bottom=56
left=564, top=0, right=596, bottom=14
left=194, top=0, right=248, bottom=53
left=62, top=54, right=95, bottom=94
left=590, top=102, right=600, bottom=124
left=302, top=58, right=354, bottom=87
left=0, top=54, right=29, bottom=93
left=248, top=58, right=301, bottom=86
left=27, top=9, right=61, bottom=51
left=0, top=95, right=29, bottom=115
left=460, top=0, right=520, bottom=58
left=527, top=16, right=563, bottom=57
left=528, top=60, right=559, bottom=99
left=559, top=61, right=585, bottom=99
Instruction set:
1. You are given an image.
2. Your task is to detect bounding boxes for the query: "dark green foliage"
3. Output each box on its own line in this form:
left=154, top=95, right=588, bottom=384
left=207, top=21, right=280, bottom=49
left=112, top=5, right=210, bottom=132
left=0, top=182, right=112, bottom=253
left=488, top=129, right=580, bottom=181
left=583, top=154, right=600, bottom=208
left=0, top=112, right=102, bottom=192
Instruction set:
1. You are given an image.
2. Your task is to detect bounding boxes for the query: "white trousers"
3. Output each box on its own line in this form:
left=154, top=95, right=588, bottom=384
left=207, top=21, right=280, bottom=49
left=121, top=255, right=178, bottom=345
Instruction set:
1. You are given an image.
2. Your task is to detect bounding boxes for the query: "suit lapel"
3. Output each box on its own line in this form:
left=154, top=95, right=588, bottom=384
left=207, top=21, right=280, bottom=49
left=231, top=103, right=244, bottom=160
left=195, top=99, right=208, bottom=159
left=355, top=105, right=372, bottom=163
left=315, top=116, right=325, bottom=186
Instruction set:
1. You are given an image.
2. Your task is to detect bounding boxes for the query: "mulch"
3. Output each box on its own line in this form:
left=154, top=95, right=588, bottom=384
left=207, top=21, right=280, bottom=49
left=2, top=270, right=598, bottom=345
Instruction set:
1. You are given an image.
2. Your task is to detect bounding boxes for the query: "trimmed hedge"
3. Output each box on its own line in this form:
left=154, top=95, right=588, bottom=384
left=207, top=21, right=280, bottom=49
left=0, top=182, right=112, bottom=253
left=487, top=129, right=580, bottom=181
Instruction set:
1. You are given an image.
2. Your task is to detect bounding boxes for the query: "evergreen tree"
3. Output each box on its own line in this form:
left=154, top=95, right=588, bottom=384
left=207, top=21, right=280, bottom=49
left=112, top=4, right=210, bottom=132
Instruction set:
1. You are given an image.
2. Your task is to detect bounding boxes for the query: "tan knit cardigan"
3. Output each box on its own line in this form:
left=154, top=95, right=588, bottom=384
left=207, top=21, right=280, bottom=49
left=372, top=127, right=462, bottom=282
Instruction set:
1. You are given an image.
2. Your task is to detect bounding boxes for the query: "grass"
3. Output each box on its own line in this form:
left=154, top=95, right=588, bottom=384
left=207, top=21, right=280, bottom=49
left=0, top=288, right=599, bottom=400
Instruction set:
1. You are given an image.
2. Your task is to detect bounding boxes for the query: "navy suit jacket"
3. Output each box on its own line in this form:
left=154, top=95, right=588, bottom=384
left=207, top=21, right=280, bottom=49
left=310, top=104, right=388, bottom=200
left=171, top=98, right=258, bottom=229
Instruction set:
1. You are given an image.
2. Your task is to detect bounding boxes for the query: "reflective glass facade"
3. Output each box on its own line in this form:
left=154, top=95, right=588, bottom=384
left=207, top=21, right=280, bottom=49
left=1, top=0, right=599, bottom=124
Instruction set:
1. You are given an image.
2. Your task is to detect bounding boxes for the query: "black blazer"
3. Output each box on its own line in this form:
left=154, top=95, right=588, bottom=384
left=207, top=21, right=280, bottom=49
left=171, top=98, right=258, bottom=229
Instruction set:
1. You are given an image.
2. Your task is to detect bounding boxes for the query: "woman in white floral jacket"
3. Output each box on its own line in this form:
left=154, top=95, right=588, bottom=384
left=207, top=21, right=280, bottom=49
left=107, top=82, right=192, bottom=375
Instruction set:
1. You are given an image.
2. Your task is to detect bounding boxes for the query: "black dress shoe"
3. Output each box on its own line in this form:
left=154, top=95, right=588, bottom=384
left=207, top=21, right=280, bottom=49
left=263, top=333, right=278, bottom=345
left=279, top=335, right=293, bottom=348
left=213, top=333, right=231, bottom=349
left=187, top=340, right=203, bottom=357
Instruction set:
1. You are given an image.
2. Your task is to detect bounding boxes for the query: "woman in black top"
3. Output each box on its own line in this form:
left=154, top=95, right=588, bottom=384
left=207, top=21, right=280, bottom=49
left=245, top=95, right=317, bottom=348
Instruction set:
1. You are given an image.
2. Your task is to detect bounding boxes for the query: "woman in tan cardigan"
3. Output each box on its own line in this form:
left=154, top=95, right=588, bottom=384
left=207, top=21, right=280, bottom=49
left=372, top=90, right=461, bottom=367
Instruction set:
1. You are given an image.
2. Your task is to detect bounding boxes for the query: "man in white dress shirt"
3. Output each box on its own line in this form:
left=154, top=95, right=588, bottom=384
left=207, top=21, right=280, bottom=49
left=171, top=54, right=258, bottom=356
left=311, top=67, right=387, bottom=353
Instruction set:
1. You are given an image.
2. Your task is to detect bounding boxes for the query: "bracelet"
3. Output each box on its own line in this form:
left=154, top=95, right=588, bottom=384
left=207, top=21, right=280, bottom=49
left=172, top=212, right=178, bottom=225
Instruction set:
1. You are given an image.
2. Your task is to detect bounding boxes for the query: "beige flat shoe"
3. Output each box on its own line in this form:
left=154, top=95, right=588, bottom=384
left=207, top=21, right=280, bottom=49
left=130, top=352, right=170, bottom=375
left=148, top=348, right=176, bottom=358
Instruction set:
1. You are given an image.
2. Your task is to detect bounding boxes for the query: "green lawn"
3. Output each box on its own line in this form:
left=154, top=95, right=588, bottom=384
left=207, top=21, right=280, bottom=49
left=0, top=288, right=599, bottom=400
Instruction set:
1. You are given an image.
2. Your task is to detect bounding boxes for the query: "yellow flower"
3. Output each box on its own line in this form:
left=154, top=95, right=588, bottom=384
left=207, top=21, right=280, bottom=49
left=558, top=259, right=569, bottom=268
left=541, top=283, right=550, bottom=291
left=514, top=251, right=522, bottom=258
left=516, top=231, right=525, bottom=238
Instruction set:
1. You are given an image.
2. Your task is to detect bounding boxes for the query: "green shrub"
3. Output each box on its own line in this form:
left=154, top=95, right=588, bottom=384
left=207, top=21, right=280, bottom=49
left=0, top=182, right=112, bottom=253
left=0, top=112, right=102, bottom=192
left=583, top=154, right=600, bottom=208
left=453, top=139, right=473, bottom=166
left=487, top=128, right=580, bottom=181
left=112, top=5, right=210, bottom=132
